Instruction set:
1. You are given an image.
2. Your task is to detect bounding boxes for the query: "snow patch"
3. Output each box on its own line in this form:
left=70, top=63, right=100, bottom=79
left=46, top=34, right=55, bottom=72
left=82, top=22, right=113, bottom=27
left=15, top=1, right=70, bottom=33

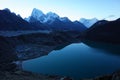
left=80, top=18, right=98, bottom=27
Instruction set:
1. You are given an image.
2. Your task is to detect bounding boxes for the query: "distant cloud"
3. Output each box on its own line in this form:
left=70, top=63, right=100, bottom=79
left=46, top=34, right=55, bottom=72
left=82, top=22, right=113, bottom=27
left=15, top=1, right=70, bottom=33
left=103, top=15, right=116, bottom=20
left=107, top=15, right=115, bottom=18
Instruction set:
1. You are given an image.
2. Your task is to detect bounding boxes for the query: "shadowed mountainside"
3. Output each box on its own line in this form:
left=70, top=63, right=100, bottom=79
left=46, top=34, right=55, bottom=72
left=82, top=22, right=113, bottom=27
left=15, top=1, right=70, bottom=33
left=0, top=9, right=37, bottom=30
left=83, top=18, right=120, bottom=44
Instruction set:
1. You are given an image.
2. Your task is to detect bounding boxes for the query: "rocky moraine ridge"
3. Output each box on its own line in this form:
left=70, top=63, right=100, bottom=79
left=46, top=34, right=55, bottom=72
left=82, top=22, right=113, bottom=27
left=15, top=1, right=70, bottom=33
left=0, top=31, right=81, bottom=71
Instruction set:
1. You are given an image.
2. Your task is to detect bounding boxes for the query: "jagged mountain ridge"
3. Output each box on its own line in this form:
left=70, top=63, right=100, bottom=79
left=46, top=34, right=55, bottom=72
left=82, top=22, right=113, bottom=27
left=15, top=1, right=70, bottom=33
left=25, top=8, right=87, bottom=32
left=0, top=8, right=87, bottom=32
left=25, top=8, right=69, bottom=24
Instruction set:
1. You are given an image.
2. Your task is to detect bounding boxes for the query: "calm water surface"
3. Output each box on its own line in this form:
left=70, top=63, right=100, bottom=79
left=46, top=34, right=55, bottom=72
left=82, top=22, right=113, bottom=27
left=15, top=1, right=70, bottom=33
left=23, top=42, right=120, bottom=79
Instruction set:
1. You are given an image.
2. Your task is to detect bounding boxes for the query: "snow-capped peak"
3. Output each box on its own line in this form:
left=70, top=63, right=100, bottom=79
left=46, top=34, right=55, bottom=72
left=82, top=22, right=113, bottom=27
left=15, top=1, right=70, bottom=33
left=32, top=8, right=44, bottom=18
left=80, top=18, right=98, bottom=27
left=59, top=17, right=71, bottom=22
left=46, top=12, right=59, bottom=18
left=25, top=8, right=71, bottom=24
left=31, top=8, right=46, bottom=23
left=43, top=12, right=60, bottom=24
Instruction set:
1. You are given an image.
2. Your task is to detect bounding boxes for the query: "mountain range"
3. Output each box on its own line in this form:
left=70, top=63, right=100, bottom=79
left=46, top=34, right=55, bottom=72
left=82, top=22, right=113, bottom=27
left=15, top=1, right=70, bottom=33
left=25, top=8, right=87, bottom=32
left=0, top=8, right=102, bottom=32
left=0, top=8, right=90, bottom=32
left=1, top=8, right=120, bottom=44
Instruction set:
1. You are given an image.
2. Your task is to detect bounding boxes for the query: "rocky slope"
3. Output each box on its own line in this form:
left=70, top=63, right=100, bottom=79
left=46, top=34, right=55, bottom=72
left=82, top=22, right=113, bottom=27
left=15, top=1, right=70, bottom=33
left=83, top=71, right=120, bottom=80
left=0, top=8, right=36, bottom=30
left=1, top=68, right=120, bottom=80
left=83, top=18, right=120, bottom=44
left=0, top=31, right=80, bottom=71
left=0, top=70, right=73, bottom=80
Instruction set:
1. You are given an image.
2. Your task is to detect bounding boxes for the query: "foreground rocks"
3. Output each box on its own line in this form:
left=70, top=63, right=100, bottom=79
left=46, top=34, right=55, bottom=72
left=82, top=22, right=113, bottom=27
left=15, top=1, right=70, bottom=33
left=1, top=70, right=120, bottom=80
left=0, top=36, right=18, bottom=71
left=83, top=71, right=120, bottom=80
left=0, top=70, right=62, bottom=80
left=0, top=70, right=74, bottom=80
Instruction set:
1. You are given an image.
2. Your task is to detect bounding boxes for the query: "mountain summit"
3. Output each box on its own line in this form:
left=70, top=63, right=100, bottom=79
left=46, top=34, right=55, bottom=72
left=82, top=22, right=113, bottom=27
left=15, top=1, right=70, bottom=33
left=31, top=8, right=46, bottom=23
left=25, top=8, right=87, bottom=32
left=25, top=8, right=60, bottom=24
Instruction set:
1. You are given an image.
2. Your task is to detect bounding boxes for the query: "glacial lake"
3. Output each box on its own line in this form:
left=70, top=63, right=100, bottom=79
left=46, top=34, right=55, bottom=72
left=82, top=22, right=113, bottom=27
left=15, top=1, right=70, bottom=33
left=23, top=41, right=120, bottom=79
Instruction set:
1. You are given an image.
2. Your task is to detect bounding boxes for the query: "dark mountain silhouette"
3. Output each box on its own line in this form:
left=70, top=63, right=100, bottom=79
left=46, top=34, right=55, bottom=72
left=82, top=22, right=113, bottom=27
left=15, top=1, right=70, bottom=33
left=0, top=9, right=40, bottom=30
left=84, top=18, right=120, bottom=43
left=46, top=18, right=87, bottom=32
left=27, top=16, right=50, bottom=30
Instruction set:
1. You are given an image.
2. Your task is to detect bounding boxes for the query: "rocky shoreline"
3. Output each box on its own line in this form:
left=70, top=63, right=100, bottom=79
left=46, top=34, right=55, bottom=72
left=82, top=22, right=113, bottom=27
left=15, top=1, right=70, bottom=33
left=83, top=71, right=120, bottom=80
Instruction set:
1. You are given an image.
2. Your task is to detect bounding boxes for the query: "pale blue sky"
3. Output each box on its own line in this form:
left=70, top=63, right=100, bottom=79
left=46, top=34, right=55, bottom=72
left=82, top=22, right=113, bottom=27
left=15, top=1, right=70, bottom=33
left=0, top=0, right=120, bottom=21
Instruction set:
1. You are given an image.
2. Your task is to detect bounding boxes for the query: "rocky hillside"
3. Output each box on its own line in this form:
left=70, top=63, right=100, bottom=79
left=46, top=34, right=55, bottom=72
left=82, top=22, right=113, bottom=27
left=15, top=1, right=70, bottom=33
left=83, top=18, right=120, bottom=44
left=0, top=31, right=80, bottom=71
left=0, top=9, right=37, bottom=30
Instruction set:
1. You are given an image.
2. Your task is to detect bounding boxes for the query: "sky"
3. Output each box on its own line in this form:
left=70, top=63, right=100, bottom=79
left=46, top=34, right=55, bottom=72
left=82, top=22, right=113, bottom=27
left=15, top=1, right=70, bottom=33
left=0, top=0, right=120, bottom=21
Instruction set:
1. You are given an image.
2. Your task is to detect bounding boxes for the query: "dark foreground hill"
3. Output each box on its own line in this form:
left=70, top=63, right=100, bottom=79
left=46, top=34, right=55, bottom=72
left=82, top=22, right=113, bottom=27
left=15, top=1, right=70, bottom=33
left=84, top=18, right=120, bottom=44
